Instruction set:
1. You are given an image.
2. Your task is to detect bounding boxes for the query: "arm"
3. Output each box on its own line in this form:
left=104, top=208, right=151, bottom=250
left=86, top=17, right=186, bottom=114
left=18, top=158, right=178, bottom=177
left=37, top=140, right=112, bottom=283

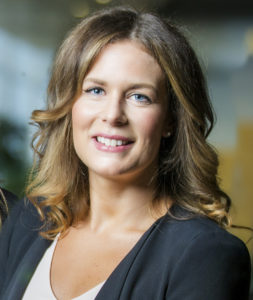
left=166, top=231, right=251, bottom=300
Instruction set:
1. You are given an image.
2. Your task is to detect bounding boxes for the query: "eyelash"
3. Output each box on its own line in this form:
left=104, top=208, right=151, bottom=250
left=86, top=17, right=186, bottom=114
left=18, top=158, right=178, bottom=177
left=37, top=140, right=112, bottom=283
left=130, top=94, right=152, bottom=104
left=83, top=87, right=104, bottom=95
left=83, top=87, right=152, bottom=104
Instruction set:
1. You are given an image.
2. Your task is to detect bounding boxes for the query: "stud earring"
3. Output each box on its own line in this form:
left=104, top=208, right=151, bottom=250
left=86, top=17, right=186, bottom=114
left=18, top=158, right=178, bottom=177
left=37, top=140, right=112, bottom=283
left=163, top=131, right=171, bottom=138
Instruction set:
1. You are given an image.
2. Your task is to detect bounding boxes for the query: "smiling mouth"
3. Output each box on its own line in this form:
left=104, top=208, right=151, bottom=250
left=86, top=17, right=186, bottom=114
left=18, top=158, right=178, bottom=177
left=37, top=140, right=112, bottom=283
left=96, top=136, right=133, bottom=147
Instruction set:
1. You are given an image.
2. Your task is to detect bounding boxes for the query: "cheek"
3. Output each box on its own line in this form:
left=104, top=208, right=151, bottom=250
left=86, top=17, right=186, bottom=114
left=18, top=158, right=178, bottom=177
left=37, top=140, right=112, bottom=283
left=136, top=108, right=166, bottom=140
left=72, top=102, right=83, bottom=144
left=72, top=98, right=98, bottom=133
left=72, top=101, right=83, bottom=130
left=71, top=100, right=91, bottom=153
left=72, top=99, right=89, bottom=127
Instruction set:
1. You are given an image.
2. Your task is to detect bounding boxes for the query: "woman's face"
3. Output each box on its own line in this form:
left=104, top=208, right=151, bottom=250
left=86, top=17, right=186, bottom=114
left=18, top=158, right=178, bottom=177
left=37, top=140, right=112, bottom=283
left=72, top=40, right=169, bottom=183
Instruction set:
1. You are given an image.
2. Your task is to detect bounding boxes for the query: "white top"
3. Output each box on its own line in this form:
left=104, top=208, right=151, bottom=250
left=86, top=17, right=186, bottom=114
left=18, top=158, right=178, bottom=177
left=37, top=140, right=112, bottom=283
left=22, top=235, right=105, bottom=300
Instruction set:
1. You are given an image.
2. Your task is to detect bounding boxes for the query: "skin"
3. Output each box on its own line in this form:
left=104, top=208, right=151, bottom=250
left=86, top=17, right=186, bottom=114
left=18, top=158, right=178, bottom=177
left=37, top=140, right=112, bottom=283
left=72, top=40, right=169, bottom=183
left=50, top=40, right=172, bottom=300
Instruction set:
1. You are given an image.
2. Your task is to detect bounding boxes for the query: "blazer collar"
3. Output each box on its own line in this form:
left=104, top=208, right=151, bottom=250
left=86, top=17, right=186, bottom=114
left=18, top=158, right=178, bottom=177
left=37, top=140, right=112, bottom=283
left=2, top=235, right=52, bottom=300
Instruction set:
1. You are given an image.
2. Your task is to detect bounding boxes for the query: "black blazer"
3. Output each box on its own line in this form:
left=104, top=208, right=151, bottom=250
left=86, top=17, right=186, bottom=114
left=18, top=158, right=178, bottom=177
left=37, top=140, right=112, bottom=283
left=0, top=188, right=18, bottom=224
left=0, top=199, right=251, bottom=300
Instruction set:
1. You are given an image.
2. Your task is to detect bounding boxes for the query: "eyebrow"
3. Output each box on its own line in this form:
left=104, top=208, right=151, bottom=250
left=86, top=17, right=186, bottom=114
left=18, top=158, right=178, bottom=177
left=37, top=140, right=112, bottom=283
left=83, top=78, right=107, bottom=86
left=83, top=77, right=158, bottom=95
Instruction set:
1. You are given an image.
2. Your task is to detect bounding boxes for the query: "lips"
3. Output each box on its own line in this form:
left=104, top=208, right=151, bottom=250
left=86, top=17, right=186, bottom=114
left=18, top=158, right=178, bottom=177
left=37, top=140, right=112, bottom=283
left=96, top=136, right=131, bottom=147
left=93, top=134, right=134, bottom=151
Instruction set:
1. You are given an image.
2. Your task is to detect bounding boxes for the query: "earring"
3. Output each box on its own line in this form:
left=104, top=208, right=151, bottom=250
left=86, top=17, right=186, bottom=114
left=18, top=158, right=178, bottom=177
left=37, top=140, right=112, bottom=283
left=163, top=131, right=171, bottom=138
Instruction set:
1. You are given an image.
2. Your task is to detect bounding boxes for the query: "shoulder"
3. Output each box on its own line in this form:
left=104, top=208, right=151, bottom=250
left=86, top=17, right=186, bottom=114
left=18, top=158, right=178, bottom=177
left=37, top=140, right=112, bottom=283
left=1, top=196, right=42, bottom=232
left=0, top=198, right=49, bottom=294
left=0, top=198, right=43, bottom=257
left=153, top=211, right=251, bottom=299
left=157, top=211, right=250, bottom=262
left=157, top=206, right=248, bottom=250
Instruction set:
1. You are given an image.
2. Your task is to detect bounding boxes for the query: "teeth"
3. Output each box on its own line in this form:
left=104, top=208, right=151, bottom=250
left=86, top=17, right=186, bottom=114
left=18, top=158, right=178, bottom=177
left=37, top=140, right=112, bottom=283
left=111, top=139, right=117, bottom=147
left=96, top=136, right=128, bottom=147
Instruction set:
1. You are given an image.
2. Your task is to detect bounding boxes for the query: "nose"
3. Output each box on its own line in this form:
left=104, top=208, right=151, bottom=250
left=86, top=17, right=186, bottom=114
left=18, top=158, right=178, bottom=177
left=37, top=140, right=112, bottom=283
left=101, top=94, right=128, bottom=126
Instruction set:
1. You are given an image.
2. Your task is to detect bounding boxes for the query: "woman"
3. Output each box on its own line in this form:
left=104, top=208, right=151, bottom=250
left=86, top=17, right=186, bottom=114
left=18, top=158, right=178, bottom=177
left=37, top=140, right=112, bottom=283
left=0, top=7, right=251, bottom=300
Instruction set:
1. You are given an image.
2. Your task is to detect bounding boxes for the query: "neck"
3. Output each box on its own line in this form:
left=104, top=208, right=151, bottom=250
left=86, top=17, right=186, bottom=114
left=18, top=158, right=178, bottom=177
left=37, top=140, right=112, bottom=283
left=85, top=173, right=169, bottom=233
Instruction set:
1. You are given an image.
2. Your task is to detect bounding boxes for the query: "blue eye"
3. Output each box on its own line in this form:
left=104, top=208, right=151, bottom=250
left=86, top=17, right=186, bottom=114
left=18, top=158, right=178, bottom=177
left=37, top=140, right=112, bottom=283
left=132, top=94, right=151, bottom=103
left=85, top=87, right=104, bottom=95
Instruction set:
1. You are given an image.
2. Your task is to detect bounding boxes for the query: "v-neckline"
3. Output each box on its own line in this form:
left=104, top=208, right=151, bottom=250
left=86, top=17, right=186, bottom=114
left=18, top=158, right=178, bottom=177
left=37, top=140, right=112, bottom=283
left=50, top=235, right=107, bottom=299
left=94, top=213, right=167, bottom=299
left=50, top=213, right=167, bottom=299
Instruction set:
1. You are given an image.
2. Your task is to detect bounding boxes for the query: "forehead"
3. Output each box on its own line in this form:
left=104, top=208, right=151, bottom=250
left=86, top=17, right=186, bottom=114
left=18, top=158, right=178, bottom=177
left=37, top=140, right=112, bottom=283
left=84, top=40, right=165, bottom=85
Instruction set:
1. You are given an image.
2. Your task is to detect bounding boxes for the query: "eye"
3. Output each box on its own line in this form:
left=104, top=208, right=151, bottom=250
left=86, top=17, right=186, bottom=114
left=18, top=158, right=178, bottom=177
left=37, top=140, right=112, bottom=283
left=83, top=87, right=104, bottom=95
left=130, top=93, right=152, bottom=104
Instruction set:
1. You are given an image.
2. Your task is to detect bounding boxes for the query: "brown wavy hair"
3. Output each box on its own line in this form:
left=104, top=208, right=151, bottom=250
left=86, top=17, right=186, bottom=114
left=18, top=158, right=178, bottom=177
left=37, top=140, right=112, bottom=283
left=26, top=6, right=231, bottom=239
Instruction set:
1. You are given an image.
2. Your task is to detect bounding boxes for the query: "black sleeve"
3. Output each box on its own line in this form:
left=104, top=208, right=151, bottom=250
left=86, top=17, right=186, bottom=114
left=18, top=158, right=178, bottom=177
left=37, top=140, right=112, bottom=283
left=166, top=231, right=251, bottom=300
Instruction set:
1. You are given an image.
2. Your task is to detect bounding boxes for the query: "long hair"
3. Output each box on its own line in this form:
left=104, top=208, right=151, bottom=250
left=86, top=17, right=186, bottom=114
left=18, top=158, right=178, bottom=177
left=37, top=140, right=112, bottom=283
left=26, top=6, right=231, bottom=239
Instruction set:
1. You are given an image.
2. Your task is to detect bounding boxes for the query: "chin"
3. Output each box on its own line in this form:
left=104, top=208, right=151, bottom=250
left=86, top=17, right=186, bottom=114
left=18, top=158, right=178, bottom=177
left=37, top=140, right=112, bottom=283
left=87, top=162, right=137, bottom=179
left=91, top=168, right=130, bottom=179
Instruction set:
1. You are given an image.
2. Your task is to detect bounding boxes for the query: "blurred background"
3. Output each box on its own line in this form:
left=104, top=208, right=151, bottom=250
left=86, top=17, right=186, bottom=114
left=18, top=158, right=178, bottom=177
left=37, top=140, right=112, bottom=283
left=0, top=0, right=252, bottom=294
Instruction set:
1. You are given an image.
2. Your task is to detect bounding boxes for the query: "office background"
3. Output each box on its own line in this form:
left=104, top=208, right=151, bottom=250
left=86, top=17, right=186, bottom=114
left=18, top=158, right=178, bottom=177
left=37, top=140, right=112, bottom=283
left=0, top=0, right=252, bottom=295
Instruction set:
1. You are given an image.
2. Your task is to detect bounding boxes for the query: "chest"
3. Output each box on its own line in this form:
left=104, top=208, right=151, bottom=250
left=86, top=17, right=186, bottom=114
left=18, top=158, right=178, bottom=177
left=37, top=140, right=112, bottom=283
left=50, top=229, right=143, bottom=300
left=2, top=216, right=175, bottom=300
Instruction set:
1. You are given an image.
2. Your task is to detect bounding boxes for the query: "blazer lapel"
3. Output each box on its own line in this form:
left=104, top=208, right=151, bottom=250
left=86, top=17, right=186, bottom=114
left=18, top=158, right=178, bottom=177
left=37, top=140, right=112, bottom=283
left=2, top=235, right=52, bottom=300
left=95, top=216, right=164, bottom=300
